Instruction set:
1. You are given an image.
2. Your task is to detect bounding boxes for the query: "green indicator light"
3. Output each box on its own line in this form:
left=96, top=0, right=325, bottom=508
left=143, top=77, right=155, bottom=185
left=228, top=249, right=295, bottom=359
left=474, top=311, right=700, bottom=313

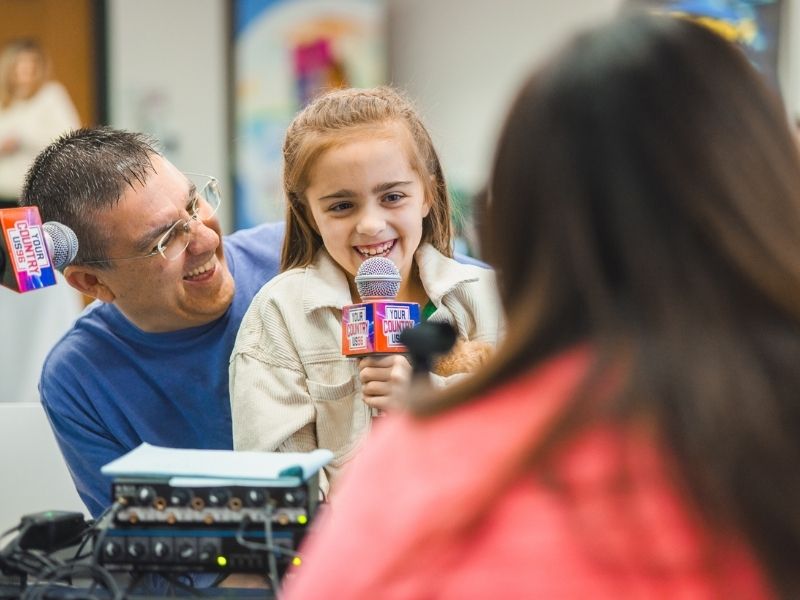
left=297, top=514, right=308, bottom=525
left=216, top=556, right=228, bottom=567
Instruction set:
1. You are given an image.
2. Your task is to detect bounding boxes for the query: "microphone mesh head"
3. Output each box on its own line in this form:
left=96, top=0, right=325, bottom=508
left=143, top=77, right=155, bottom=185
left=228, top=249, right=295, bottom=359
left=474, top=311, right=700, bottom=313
left=43, top=221, right=79, bottom=270
left=355, top=256, right=401, bottom=299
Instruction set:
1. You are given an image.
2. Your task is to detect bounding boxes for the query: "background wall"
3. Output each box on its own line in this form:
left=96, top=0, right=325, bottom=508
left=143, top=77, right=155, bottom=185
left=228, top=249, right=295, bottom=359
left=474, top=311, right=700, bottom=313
left=106, top=0, right=232, bottom=230
left=103, top=0, right=796, bottom=231
left=388, top=0, right=624, bottom=196
left=104, top=0, right=627, bottom=232
left=783, top=0, right=800, bottom=119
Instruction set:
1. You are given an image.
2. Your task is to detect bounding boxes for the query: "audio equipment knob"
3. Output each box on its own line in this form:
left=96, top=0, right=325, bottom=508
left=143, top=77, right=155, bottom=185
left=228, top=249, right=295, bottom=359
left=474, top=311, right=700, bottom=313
left=153, top=540, right=171, bottom=559
left=198, top=542, right=218, bottom=562
left=207, top=489, right=231, bottom=507
left=103, top=540, right=122, bottom=559
left=284, top=488, right=307, bottom=506
left=127, top=541, right=146, bottom=559
left=169, top=488, right=191, bottom=506
left=136, top=486, right=157, bottom=506
left=245, top=489, right=265, bottom=506
left=178, top=543, right=196, bottom=561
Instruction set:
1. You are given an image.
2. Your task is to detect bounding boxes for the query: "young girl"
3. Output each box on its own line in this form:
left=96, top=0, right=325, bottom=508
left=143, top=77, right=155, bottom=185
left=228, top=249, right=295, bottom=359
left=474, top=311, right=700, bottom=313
left=229, top=87, right=501, bottom=493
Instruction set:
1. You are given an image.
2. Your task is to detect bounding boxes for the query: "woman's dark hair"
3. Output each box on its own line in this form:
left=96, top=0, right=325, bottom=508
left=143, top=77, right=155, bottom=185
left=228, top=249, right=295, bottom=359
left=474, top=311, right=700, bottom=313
left=414, top=13, right=800, bottom=596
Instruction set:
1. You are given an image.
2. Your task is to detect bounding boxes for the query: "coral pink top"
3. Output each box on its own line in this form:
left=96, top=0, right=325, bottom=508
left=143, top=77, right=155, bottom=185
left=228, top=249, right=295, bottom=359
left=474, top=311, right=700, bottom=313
left=284, top=348, right=772, bottom=599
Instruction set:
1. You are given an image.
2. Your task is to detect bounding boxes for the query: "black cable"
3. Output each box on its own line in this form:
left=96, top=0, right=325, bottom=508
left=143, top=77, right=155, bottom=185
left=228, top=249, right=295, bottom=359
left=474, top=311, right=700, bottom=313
left=71, top=528, right=97, bottom=562
left=76, top=504, right=126, bottom=597
left=1, top=521, right=31, bottom=558
left=25, top=549, right=62, bottom=573
left=20, top=562, right=122, bottom=600
left=0, top=524, right=21, bottom=542
left=55, top=522, right=93, bottom=557
left=1, top=527, right=121, bottom=600
left=232, top=508, right=294, bottom=598
left=0, top=524, right=22, bottom=579
left=4, top=502, right=155, bottom=599
left=90, top=502, right=123, bottom=569
left=122, top=570, right=145, bottom=596
left=263, top=504, right=280, bottom=598
left=233, top=515, right=300, bottom=559
left=1, top=545, right=65, bottom=579
left=72, top=506, right=116, bottom=562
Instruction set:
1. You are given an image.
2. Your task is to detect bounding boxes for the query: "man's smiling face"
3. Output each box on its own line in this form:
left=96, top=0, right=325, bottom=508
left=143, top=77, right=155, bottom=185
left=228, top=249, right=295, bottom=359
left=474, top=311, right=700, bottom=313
left=86, top=155, right=234, bottom=332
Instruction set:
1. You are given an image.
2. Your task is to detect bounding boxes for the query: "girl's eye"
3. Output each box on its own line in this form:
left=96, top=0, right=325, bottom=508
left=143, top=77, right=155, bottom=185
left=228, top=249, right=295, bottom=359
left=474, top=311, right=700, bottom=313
left=384, top=192, right=405, bottom=203
left=329, top=201, right=353, bottom=212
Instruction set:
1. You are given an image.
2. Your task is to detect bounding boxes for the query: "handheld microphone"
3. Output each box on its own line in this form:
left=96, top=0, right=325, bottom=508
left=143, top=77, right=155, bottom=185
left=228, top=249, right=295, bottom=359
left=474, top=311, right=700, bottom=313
left=0, top=206, right=78, bottom=293
left=341, top=256, right=421, bottom=356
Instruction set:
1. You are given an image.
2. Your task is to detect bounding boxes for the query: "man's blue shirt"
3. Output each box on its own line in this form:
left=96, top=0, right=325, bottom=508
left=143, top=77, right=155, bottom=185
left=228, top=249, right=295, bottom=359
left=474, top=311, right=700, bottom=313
left=40, top=223, right=284, bottom=517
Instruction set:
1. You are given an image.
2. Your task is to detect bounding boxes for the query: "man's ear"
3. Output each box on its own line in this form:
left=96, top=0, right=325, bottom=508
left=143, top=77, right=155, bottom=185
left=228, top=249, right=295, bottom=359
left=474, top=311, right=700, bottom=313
left=63, top=265, right=116, bottom=303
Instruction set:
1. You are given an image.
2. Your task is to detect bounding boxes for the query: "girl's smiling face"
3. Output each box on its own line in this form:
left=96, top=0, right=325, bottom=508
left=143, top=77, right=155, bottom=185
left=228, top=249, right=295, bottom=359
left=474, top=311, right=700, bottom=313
left=304, top=124, right=431, bottom=302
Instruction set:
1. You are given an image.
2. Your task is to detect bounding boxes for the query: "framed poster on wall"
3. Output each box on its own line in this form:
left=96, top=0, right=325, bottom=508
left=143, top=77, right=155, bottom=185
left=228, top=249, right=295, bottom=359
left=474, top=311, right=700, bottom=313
left=232, top=0, right=387, bottom=229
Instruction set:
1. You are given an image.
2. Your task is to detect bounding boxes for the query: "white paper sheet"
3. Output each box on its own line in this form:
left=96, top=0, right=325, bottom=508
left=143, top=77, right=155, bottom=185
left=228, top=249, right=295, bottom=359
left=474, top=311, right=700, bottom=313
left=100, top=443, right=333, bottom=484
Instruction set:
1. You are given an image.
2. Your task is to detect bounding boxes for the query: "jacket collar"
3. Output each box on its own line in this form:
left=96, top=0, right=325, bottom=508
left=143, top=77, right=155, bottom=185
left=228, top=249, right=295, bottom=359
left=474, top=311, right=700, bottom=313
left=415, top=243, right=479, bottom=305
left=301, top=244, right=481, bottom=314
left=302, top=249, right=353, bottom=314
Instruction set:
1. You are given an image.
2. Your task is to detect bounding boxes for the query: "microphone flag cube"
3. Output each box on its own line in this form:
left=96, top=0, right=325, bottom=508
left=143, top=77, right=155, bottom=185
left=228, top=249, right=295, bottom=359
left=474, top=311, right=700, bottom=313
left=0, top=206, right=57, bottom=293
left=341, top=301, right=421, bottom=355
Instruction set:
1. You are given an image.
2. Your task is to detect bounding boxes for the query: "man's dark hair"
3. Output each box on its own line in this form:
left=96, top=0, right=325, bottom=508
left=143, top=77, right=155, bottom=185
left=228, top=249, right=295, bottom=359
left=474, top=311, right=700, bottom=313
left=20, top=127, right=160, bottom=267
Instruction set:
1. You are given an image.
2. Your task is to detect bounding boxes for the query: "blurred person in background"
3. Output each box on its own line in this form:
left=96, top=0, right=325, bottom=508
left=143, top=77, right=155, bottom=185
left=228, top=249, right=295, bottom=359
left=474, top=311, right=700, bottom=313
left=285, top=13, right=800, bottom=599
left=0, top=38, right=79, bottom=207
left=0, top=38, right=82, bottom=403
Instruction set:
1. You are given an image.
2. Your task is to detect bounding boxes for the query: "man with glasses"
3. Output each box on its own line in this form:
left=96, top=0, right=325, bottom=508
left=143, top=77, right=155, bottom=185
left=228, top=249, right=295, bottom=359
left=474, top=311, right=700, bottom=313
left=20, top=127, right=283, bottom=518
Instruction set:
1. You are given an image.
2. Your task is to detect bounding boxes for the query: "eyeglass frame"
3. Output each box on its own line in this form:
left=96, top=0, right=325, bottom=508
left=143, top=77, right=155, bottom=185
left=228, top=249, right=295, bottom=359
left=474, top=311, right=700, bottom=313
left=80, top=172, right=221, bottom=265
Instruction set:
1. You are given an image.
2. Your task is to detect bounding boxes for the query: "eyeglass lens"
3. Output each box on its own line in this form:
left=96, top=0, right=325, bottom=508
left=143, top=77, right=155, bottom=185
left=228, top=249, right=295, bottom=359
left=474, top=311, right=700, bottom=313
left=158, top=176, right=221, bottom=260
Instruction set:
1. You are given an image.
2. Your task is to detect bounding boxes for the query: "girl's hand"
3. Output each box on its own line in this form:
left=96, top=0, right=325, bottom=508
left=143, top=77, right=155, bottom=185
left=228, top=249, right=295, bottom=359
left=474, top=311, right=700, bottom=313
left=358, top=354, right=412, bottom=412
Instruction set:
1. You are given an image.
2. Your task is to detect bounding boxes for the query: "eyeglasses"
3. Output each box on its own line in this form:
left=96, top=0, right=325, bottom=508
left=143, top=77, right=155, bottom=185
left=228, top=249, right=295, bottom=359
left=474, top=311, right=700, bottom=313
left=82, top=172, right=221, bottom=265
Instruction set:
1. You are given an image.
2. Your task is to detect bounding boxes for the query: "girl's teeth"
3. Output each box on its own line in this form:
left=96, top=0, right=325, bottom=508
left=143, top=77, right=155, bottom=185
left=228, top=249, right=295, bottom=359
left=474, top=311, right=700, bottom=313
left=358, top=241, right=392, bottom=256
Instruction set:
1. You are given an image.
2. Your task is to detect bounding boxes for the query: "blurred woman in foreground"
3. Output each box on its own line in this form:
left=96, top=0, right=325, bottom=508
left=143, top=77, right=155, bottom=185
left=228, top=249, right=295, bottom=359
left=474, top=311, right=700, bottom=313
left=285, top=13, right=800, bottom=598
